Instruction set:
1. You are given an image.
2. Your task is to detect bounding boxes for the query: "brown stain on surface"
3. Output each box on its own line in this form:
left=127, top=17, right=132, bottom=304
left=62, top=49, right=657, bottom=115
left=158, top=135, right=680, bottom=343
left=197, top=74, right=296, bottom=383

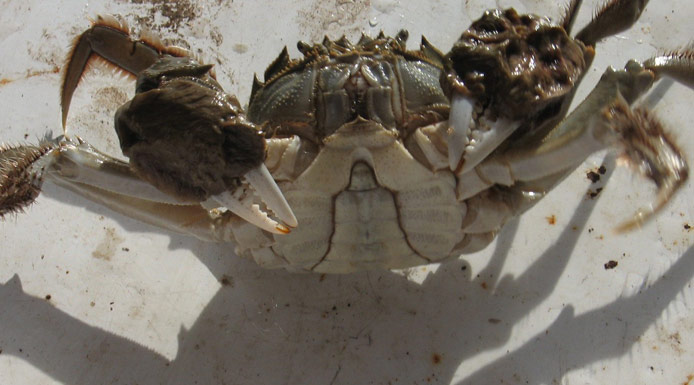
left=431, top=353, right=442, bottom=365
left=0, top=67, right=60, bottom=88
left=92, top=227, right=125, bottom=261
left=122, top=0, right=201, bottom=31
left=297, top=0, right=371, bottom=42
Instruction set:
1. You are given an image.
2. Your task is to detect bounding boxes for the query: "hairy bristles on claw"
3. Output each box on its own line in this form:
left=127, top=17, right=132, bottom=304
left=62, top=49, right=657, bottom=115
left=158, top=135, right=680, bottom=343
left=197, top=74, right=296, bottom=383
left=611, top=106, right=688, bottom=232
left=648, top=48, right=694, bottom=64
left=561, top=0, right=583, bottom=34
left=575, top=0, right=648, bottom=46
left=592, top=0, right=629, bottom=19
left=139, top=29, right=165, bottom=52
left=88, top=14, right=130, bottom=34
left=85, top=55, right=138, bottom=80
left=0, top=143, right=56, bottom=218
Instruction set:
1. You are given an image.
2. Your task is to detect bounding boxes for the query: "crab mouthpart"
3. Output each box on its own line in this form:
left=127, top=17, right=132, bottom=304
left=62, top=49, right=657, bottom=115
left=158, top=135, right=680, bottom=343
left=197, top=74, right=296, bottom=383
left=208, top=163, right=297, bottom=234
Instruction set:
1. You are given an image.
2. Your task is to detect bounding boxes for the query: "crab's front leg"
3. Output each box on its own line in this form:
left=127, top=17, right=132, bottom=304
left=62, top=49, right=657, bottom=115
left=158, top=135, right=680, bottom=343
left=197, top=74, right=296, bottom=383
left=2, top=16, right=297, bottom=237
left=110, top=56, right=298, bottom=233
left=424, top=4, right=691, bottom=244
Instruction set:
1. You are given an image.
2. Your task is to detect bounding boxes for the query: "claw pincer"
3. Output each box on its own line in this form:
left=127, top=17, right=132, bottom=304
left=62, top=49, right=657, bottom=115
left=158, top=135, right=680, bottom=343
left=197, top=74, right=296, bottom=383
left=61, top=16, right=297, bottom=233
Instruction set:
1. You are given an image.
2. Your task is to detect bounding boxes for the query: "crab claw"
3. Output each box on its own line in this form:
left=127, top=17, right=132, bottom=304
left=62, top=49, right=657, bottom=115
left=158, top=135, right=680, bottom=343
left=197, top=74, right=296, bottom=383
left=209, top=164, right=297, bottom=235
left=113, top=58, right=297, bottom=234
left=447, top=93, right=521, bottom=174
left=447, top=94, right=473, bottom=171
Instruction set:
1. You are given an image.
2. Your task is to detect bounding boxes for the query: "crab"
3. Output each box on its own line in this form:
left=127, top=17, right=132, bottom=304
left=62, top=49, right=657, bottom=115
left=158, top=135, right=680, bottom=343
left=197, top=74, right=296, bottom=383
left=0, top=0, right=691, bottom=274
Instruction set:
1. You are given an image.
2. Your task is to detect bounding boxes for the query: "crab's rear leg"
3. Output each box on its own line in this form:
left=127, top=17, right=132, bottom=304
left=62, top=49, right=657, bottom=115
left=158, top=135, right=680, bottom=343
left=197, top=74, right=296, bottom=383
left=459, top=54, right=693, bottom=232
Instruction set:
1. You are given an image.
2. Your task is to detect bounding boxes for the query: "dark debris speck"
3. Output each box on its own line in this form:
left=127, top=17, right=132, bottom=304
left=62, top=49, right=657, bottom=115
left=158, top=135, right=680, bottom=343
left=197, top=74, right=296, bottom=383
left=588, top=187, right=603, bottom=199
left=604, top=260, right=618, bottom=270
left=432, top=353, right=442, bottom=365
left=220, top=275, right=233, bottom=287
left=586, top=171, right=600, bottom=183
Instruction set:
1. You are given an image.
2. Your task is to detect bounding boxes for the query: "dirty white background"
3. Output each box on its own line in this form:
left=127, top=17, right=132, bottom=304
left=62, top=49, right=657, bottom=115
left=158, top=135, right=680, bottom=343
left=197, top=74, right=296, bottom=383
left=1, top=0, right=693, bottom=384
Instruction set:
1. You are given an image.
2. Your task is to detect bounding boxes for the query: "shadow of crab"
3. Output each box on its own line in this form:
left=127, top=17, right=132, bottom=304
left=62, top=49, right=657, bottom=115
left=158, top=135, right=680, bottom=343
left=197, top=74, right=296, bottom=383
left=2, top=156, right=693, bottom=384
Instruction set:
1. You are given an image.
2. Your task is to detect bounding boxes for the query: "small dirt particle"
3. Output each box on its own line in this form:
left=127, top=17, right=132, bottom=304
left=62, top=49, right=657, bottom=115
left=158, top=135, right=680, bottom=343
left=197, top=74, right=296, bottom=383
left=45, top=294, right=51, bottom=300
left=480, top=282, right=488, bottom=289
left=546, top=215, right=556, bottom=225
left=488, top=318, right=501, bottom=324
left=220, top=275, right=233, bottom=287
left=685, top=224, right=691, bottom=230
left=604, top=260, right=618, bottom=270
left=432, top=353, right=442, bottom=365
left=586, top=171, right=600, bottom=183
left=598, top=165, right=607, bottom=175
left=588, top=187, right=603, bottom=199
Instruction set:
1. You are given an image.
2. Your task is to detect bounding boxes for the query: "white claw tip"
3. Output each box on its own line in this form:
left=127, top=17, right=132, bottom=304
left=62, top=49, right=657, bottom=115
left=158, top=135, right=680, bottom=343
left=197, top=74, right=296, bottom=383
left=448, top=94, right=474, bottom=172
left=209, top=163, right=297, bottom=234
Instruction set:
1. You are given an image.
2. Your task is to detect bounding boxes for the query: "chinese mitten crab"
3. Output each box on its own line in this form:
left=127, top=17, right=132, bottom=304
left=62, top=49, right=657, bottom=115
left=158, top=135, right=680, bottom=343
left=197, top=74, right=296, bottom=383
left=1, top=0, right=692, bottom=273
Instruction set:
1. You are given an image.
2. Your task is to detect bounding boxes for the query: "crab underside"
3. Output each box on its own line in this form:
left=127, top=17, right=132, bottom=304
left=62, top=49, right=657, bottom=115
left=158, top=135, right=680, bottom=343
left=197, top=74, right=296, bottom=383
left=1, top=0, right=692, bottom=273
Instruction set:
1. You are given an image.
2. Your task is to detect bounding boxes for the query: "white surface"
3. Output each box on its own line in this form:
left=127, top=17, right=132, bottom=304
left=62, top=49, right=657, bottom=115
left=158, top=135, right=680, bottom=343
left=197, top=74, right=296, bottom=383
left=1, top=0, right=693, bottom=384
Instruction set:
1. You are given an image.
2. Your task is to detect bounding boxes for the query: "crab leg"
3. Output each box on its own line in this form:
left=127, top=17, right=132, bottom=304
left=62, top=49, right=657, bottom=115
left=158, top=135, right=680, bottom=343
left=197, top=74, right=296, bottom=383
left=61, top=15, right=181, bottom=127
left=0, top=139, right=225, bottom=240
left=575, top=0, right=649, bottom=47
left=460, top=54, right=692, bottom=231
